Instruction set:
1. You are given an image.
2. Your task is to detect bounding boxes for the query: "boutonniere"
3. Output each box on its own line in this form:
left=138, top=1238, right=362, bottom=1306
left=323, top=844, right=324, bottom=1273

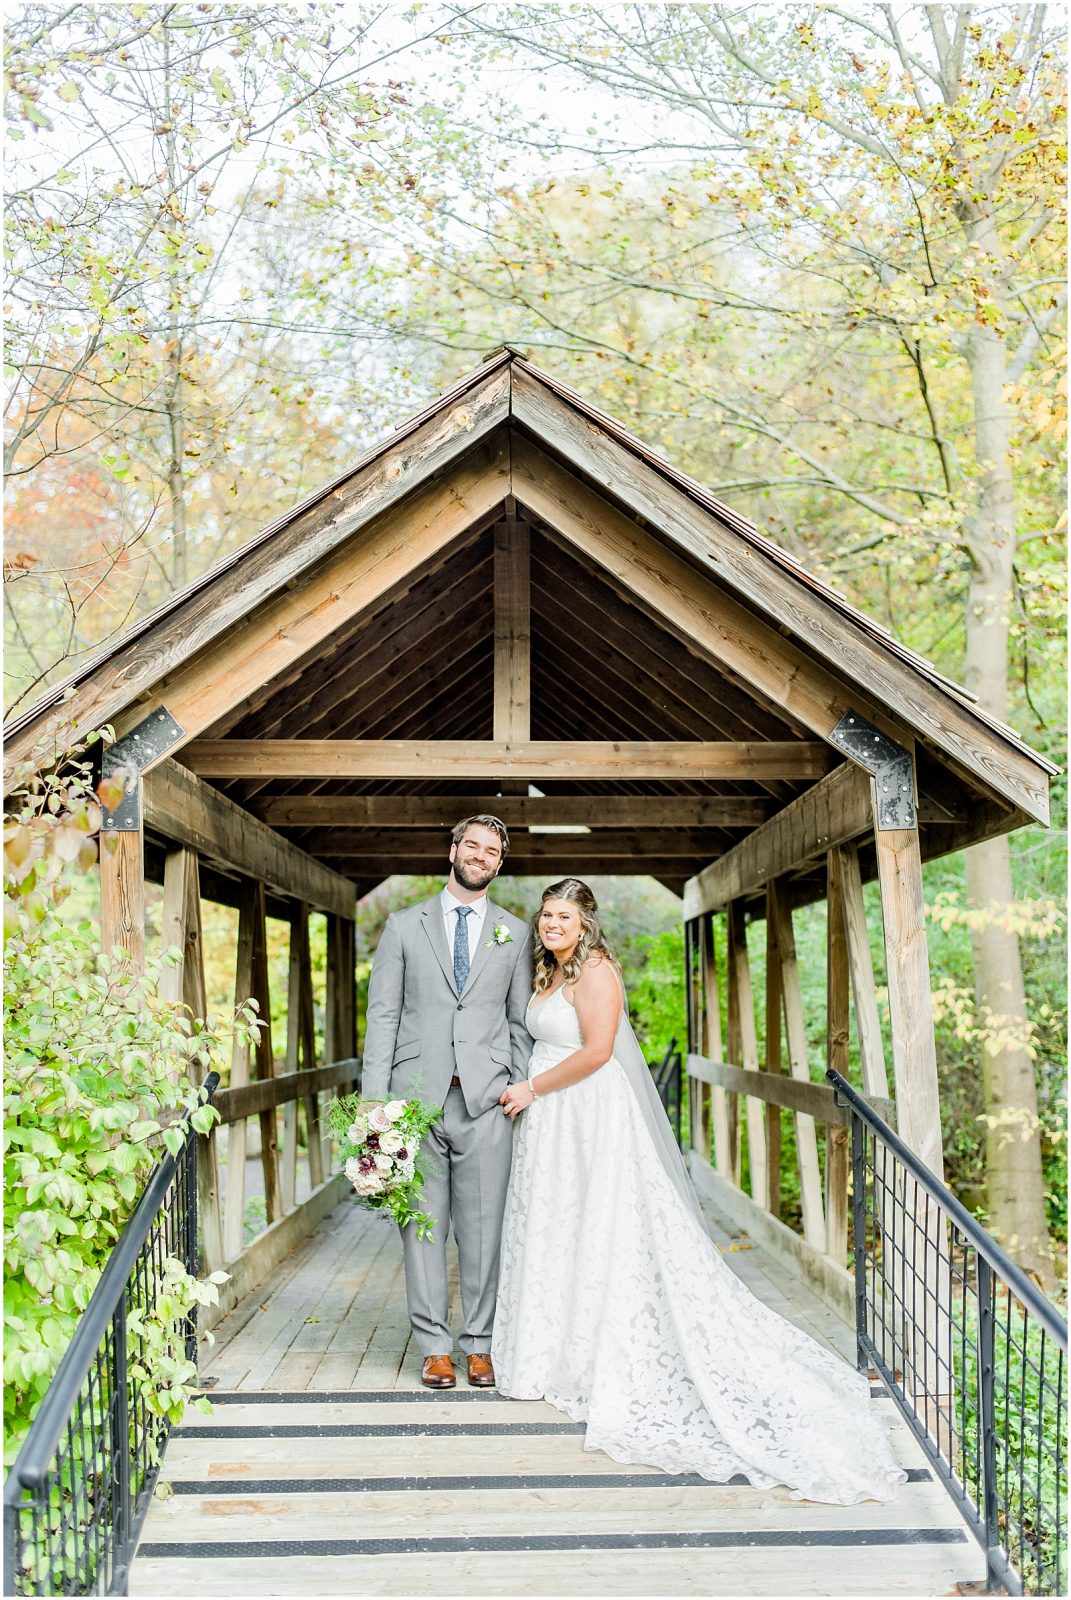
left=484, top=922, right=512, bottom=948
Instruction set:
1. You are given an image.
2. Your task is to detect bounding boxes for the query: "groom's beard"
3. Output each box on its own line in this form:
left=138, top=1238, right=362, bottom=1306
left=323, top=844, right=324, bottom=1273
left=452, top=859, right=498, bottom=892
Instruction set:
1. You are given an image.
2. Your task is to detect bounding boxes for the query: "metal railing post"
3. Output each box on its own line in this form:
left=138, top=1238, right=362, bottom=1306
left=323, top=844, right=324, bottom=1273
left=976, top=1255, right=1001, bottom=1593
left=110, top=1301, right=131, bottom=1594
left=849, top=1110, right=869, bottom=1375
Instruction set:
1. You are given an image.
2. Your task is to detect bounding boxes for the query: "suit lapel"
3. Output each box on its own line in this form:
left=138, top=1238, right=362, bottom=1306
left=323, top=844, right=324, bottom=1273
left=463, top=899, right=505, bottom=994
left=421, top=900, right=458, bottom=995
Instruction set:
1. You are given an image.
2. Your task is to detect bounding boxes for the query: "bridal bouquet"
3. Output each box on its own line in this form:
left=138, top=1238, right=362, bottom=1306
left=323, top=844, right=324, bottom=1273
left=326, top=1093, right=443, bottom=1238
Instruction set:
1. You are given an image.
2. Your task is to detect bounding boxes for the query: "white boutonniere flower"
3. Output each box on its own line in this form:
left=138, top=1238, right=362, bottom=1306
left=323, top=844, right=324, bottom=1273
left=485, top=922, right=512, bottom=948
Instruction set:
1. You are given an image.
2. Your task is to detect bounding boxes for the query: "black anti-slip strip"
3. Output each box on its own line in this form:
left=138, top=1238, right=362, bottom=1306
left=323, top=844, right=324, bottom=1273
left=176, top=1422, right=584, bottom=1439
left=169, top=1466, right=933, bottom=1494
left=138, top=1527, right=967, bottom=1559
left=205, top=1389, right=513, bottom=1403
left=205, top=1386, right=891, bottom=1404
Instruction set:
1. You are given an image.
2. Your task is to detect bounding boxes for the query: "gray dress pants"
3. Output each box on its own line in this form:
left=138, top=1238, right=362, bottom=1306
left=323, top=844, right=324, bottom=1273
left=401, top=1084, right=514, bottom=1356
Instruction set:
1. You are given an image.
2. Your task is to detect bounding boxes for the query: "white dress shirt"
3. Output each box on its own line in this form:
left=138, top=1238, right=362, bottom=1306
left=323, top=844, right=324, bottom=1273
left=441, top=887, right=488, bottom=964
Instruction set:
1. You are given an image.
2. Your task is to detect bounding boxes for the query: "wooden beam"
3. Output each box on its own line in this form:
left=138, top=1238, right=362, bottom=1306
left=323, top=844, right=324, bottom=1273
left=835, top=842, right=889, bottom=1097
left=5, top=365, right=510, bottom=782
left=326, top=855, right=723, bottom=880
left=512, top=367, right=1051, bottom=824
left=310, top=829, right=730, bottom=860
left=100, top=826, right=145, bottom=970
left=767, top=880, right=826, bottom=1252
left=259, top=795, right=775, bottom=828
left=158, top=845, right=225, bottom=1272
left=687, top=1054, right=894, bottom=1130
left=214, top=1058, right=360, bottom=1124
left=728, top=901, right=767, bottom=1206
left=763, top=885, right=783, bottom=1219
left=683, top=761, right=872, bottom=917
left=825, top=848, right=851, bottom=1266
left=182, top=739, right=834, bottom=780
left=873, top=801, right=944, bottom=1179
left=144, top=759, right=354, bottom=920
left=494, top=518, right=530, bottom=742
left=159, top=846, right=207, bottom=1016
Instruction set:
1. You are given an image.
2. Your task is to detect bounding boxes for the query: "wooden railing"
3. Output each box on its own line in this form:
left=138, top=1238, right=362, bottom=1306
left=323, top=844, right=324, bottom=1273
left=684, top=826, right=895, bottom=1277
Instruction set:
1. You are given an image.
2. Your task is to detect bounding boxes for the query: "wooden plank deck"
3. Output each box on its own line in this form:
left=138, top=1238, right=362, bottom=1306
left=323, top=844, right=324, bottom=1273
left=131, top=1194, right=983, bottom=1596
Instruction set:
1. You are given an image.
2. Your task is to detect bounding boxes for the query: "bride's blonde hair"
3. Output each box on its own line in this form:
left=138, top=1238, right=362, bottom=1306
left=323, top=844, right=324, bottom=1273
left=532, top=878, right=620, bottom=993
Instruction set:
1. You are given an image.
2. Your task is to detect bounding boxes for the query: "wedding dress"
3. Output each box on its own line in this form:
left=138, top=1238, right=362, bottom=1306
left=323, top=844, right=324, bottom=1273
left=491, top=984, right=907, bottom=1505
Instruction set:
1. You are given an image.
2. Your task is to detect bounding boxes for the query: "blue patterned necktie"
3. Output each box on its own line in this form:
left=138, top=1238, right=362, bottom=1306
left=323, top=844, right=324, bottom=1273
left=453, top=906, right=472, bottom=993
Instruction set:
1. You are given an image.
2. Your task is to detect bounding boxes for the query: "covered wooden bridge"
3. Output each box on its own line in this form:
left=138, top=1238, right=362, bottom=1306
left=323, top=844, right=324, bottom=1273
left=4, top=349, right=1056, bottom=1595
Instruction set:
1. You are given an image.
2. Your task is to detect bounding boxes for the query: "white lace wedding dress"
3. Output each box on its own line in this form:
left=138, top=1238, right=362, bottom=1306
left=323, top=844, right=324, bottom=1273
left=491, top=985, right=907, bottom=1505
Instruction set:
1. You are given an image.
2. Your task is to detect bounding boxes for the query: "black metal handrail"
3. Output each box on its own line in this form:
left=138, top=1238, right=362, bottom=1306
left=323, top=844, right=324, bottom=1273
left=828, top=1067, right=1067, bottom=1596
left=4, top=1074, right=219, bottom=1597
left=651, top=1036, right=683, bottom=1146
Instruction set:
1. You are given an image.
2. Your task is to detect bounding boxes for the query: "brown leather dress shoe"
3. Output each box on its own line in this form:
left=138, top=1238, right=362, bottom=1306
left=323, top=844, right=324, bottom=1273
left=467, top=1352, right=495, bottom=1388
left=421, top=1354, right=456, bottom=1388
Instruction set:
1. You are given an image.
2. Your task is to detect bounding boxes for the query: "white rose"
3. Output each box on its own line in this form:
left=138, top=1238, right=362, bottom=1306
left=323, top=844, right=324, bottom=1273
left=368, top=1106, right=392, bottom=1132
left=374, top=1153, right=394, bottom=1173
left=379, top=1131, right=403, bottom=1155
left=354, top=1171, right=382, bottom=1195
left=384, top=1099, right=408, bottom=1122
left=344, top=1157, right=363, bottom=1183
left=347, top=1121, right=367, bottom=1145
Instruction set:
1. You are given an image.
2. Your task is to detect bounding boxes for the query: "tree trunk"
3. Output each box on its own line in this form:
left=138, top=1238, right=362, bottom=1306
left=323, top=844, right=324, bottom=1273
left=962, top=299, right=1055, bottom=1287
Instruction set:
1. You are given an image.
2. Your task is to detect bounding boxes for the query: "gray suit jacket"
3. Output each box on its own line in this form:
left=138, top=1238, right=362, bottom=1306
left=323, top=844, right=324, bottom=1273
left=362, top=896, right=534, bottom=1117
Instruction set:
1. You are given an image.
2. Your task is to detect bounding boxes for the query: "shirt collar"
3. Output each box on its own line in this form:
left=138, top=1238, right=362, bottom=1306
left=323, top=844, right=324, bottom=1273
left=441, top=887, right=488, bottom=921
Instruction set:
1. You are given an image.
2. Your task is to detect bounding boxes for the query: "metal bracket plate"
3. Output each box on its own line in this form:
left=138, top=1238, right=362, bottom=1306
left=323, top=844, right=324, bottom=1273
left=828, top=710, right=916, bottom=830
left=101, top=707, right=185, bottom=833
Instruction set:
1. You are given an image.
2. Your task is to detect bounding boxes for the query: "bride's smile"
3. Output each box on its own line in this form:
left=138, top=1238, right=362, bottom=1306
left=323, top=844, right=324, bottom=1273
left=538, top=900, right=580, bottom=963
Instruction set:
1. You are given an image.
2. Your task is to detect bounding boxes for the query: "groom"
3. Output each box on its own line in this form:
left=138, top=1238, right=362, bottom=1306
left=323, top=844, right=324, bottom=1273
left=362, top=815, right=533, bottom=1388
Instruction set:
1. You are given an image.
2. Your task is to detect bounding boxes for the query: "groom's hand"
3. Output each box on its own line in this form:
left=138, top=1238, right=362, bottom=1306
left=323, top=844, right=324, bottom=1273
left=499, top=1082, right=535, bottom=1121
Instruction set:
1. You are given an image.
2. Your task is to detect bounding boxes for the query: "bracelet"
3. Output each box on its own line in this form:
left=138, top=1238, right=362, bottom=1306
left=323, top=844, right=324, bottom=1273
left=527, top=1074, right=538, bottom=1097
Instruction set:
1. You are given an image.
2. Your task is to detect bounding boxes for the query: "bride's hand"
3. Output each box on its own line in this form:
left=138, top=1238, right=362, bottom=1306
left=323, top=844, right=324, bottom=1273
left=499, top=1081, right=535, bottom=1120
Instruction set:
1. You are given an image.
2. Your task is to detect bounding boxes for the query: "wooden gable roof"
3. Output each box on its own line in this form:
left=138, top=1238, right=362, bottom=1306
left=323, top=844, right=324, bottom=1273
left=4, top=350, right=1054, bottom=898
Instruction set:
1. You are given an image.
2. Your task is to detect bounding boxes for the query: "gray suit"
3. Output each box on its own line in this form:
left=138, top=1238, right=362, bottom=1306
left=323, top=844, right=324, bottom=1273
left=362, top=895, right=533, bottom=1355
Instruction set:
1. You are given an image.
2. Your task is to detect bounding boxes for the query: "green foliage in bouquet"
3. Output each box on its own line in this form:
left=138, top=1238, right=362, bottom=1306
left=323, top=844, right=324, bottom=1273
left=326, top=1092, right=443, bottom=1239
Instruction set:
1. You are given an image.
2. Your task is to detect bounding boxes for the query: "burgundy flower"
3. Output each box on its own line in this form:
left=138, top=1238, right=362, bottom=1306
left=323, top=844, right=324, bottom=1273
left=365, top=1132, right=380, bottom=1150
left=358, top=1155, right=375, bottom=1173
left=396, top=1148, right=409, bottom=1161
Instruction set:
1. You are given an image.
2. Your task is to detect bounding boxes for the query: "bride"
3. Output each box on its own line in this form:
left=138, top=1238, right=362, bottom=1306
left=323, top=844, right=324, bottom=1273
left=492, top=877, right=906, bottom=1506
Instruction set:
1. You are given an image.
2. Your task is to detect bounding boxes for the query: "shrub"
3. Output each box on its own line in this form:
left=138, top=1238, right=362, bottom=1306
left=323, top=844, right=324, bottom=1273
left=3, top=737, right=257, bottom=1465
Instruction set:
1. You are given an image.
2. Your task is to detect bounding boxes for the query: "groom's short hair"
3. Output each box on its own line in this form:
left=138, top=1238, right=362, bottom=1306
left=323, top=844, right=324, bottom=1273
left=452, top=814, right=509, bottom=858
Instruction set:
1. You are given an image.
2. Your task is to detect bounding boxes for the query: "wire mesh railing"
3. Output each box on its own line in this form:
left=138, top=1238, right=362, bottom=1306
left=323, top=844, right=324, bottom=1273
left=3, top=1075, right=218, bottom=1597
left=829, top=1068, right=1067, bottom=1596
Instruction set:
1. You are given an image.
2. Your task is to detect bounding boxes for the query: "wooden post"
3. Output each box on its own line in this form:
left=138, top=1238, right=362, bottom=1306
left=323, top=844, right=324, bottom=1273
left=223, top=884, right=255, bottom=1262
left=703, top=914, right=732, bottom=1178
left=872, top=819, right=944, bottom=1178
left=159, top=846, right=224, bottom=1273
left=159, top=847, right=206, bottom=1015
left=763, top=887, right=783, bottom=1218
left=100, top=824, right=145, bottom=970
left=285, top=902, right=323, bottom=1208
left=493, top=516, right=531, bottom=743
left=768, top=881, right=826, bottom=1251
left=325, top=912, right=357, bottom=1174
left=826, top=850, right=851, bottom=1267
left=835, top=843, right=890, bottom=1097
left=685, top=919, right=703, bottom=1158
left=727, top=901, right=767, bottom=1205
left=249, top=884, right=282, bottom=1224
left=871, top=777, right=950, bottom=1414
